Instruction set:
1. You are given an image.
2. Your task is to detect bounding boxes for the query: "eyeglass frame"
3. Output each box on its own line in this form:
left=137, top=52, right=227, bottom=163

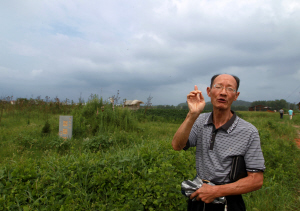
left=213, top=84, right=236, bottom=93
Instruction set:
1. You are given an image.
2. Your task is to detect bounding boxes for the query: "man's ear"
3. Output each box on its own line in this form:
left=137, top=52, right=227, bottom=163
left=234, top=92, right=240, bottom=101
left=206, top=87, right=211, bottom=97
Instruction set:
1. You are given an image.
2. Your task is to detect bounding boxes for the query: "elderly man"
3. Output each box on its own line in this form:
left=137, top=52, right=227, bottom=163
left=172, top=74, right=265, bottom=211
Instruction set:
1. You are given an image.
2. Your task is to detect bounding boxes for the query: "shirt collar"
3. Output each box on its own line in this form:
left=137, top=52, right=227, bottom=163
left=206, top=110, right=237, bottom=131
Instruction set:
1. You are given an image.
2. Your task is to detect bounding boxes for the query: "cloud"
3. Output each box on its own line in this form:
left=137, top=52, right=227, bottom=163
left=31, top=69, right=43, bottom=77
left=9, top=43, right=40, bottom=57
left=0, top=0, right=300, bottom=105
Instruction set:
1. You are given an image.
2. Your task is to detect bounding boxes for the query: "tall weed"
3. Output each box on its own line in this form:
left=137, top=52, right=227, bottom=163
left=72, top=96, right=139, bottom=137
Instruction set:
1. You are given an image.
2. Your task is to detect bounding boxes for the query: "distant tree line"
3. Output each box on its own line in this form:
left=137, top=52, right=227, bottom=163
left=251, top=99, right=298, bottom=111
left=153, top=99, right=299, bottom=112
left=154, top=100, right=251, bottom=111
left=154, top=105, right=185, bottom=110
left=203, top=103, right=249, bottom=111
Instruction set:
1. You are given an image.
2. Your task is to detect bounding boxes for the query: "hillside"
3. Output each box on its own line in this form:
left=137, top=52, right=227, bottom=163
left=232, top=100, right=252, bottom=107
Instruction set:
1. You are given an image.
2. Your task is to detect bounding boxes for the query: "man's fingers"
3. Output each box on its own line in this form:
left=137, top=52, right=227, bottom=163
left=187, top=90, right=202, bottom=99
left=190, top=192, right=197, bottom=200
left=194, top=85, right=198, bottom=91
left=190, top=190, right=202, bottom=201
left=199, top=91, right=205, bottom=100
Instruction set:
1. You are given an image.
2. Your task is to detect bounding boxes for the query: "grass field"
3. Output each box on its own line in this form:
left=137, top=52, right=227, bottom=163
left=0, top=104, right=300, bottom=210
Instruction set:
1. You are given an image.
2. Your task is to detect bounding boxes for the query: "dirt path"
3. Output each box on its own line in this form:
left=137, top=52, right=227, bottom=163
left=294, top=125, right=300, bottom=148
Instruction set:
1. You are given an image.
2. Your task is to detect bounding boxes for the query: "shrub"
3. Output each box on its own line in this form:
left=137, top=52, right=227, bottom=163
left=82, top=135, right=112, bottom=152
left=41, top=120, right=51, bottom=135
left=15, top=134, right=70, bottom=153
left=48, top=136, right=71, bottom=152
left=15, top=135, right=36, bottom=149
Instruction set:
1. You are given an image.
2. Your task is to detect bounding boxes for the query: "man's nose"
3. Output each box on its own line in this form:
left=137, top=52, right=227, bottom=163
left=220, top=87, right=228, bottom=95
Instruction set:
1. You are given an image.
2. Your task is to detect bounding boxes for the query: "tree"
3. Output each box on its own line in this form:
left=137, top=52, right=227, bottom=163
left=110, top=90, right=121, bottom=105
left=45, top=96, right=50, bottom=103
left=64, top=98, right=70, bottom=105
left=122, top=98, right=127, bottom=107
left=145, top=94, right=153, bottom=108
left=144, top=94, right=153, bottom=115
left=78, top=93, right=85, bottom=105
left=109, top=90, right=121, bottom=111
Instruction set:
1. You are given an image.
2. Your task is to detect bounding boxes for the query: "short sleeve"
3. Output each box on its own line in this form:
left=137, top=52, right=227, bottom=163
left=183, top=123, right=198, bottom=150
left=184, top=114, right=206, bottom=150
left=244, top=130, right=266, bottom=172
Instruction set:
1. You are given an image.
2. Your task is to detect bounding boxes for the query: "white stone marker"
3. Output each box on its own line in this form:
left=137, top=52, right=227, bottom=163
left=59, top=116, right=73, bottom=139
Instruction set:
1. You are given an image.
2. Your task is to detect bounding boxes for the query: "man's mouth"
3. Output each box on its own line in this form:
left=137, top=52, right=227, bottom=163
left=217, top=98, right=227, bottom=103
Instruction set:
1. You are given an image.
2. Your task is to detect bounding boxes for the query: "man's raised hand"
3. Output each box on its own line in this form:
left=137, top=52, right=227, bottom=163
left=187, top=85, right=206, bottom=118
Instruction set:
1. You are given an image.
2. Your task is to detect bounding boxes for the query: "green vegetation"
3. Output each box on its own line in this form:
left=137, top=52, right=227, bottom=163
left=0, top=99, right=300, bottom=210
left=236, top=112, right=300, bottom=210
left=136, top=109, right=193, bottom=123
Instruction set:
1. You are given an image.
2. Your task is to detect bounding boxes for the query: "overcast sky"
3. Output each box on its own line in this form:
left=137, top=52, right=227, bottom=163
left=1, top=0, right=300, bottom=105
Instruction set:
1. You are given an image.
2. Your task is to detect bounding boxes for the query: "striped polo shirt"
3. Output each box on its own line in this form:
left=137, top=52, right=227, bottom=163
left=184, top=111, right=265, bottom=184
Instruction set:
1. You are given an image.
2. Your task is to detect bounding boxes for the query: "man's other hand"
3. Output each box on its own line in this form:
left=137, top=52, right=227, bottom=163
left=189, top=183, right=218, bottom=204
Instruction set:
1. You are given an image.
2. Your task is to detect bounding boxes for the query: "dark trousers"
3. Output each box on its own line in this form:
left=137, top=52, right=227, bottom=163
left=280, top=113, right=283, bottom=119
left=187, top=195, right=246, bottom=211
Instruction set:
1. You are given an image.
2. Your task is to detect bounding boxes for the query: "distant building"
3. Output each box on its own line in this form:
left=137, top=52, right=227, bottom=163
left=249, top=105, right=273, bottom=112
left=124, top=100, right=144, bottom=110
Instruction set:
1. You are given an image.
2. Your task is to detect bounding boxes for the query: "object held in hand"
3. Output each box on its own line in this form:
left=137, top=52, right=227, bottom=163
left=181, top=176, right=226, bottom=204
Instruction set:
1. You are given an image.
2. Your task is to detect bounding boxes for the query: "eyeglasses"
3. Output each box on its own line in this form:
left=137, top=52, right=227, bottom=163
left=213, top=84, right=236, bottom=93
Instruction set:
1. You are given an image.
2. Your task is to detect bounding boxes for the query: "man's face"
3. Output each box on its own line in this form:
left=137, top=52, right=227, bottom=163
left=206, top=74, right=240, bottom=111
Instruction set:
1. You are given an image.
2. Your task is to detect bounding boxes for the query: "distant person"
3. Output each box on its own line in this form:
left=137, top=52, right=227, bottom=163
left=279, top=108, right=284, bottom=119
left=288, top=109, right=293, bottom=120
left=172, top=74, right=265, bottom=211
